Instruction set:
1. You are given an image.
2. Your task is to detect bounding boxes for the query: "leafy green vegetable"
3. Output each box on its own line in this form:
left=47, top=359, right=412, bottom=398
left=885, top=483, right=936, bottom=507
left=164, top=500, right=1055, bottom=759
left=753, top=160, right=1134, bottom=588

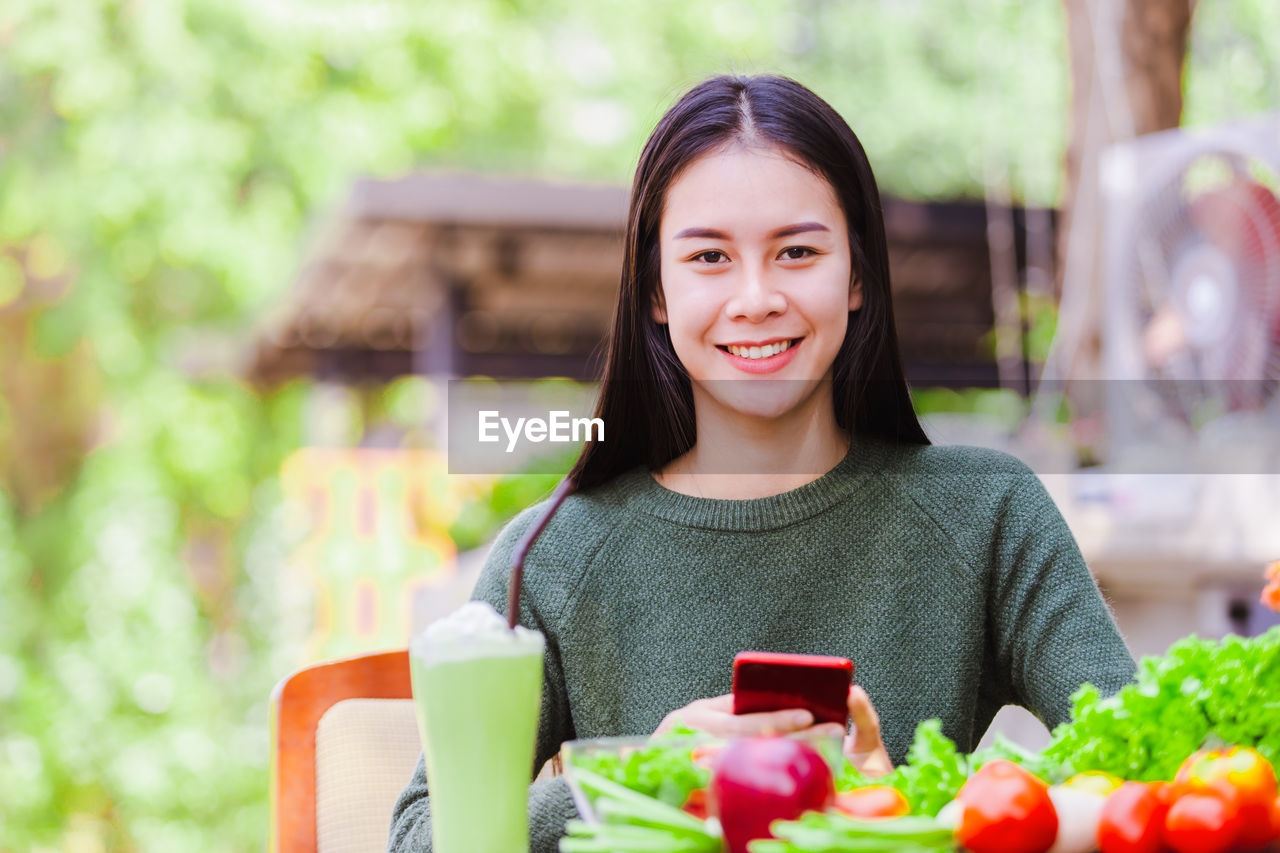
left=970, top=733, right=1059, bottom=780
left=828, top=628, right=1280, bottom=821
left=836, top=719, right=1062, bottom=817
left=1043, top=627, right=1280, bottom=781
left=566, top=732, right=711, bottom=809
left=836, top=720, right=969, bottom=816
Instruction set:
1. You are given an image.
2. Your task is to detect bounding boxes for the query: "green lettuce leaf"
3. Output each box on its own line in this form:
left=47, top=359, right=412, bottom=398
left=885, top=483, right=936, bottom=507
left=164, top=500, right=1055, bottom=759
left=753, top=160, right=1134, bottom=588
left=1043, top=627, right=1280, bottom=780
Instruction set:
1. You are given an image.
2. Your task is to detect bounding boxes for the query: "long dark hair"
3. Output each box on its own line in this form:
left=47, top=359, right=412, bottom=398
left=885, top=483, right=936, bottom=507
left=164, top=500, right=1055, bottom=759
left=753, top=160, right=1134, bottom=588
left=568, top=73, right=928, bottom=491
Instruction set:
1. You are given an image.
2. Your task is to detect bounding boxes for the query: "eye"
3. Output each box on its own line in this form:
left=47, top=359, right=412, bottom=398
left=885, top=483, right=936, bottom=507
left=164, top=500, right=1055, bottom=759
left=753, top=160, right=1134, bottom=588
left=691, top=250, right=729, bottom=264
left=780, top=246, right=818, bottom=260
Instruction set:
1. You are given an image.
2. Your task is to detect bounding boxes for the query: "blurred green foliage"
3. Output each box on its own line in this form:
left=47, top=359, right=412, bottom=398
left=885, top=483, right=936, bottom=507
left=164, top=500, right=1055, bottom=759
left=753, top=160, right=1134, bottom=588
left=0, top=0, right=1276, bottom=849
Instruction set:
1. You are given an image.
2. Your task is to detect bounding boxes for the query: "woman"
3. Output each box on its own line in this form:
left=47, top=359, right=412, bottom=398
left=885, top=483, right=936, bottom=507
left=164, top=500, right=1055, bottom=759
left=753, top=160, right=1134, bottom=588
left=389, top=73, right=1135, bottom=853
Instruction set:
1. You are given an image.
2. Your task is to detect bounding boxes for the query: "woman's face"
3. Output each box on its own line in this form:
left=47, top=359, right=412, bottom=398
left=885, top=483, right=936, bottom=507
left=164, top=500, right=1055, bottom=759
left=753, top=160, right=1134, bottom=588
left=654, top=142, right=860, bottom=424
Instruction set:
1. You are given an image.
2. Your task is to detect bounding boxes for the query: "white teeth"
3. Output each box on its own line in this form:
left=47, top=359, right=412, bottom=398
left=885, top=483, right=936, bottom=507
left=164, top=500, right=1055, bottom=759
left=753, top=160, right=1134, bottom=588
left=727, top=340, right=792, bottom=359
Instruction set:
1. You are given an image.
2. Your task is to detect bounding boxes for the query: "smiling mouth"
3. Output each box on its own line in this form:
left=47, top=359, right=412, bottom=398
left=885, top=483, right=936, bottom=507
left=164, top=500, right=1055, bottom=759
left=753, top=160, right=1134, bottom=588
left=716, top=338, right=803, bottom=360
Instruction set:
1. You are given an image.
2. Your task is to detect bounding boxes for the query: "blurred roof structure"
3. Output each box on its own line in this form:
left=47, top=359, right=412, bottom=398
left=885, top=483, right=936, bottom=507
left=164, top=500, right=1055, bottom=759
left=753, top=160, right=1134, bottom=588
left=249, top=171, right=1039, bottom=386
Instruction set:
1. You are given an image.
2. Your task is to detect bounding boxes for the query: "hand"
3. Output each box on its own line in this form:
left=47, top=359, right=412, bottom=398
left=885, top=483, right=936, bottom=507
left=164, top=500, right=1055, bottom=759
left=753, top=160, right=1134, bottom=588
left=654, top=694, right=824, bottom=740
left=841, top=685, right=893, bottom=778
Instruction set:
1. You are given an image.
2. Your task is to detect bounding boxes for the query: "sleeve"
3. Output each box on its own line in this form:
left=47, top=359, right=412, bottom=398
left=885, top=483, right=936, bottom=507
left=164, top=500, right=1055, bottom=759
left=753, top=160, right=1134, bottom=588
left=985, top=466, right=1137, bottom=730
left=387, top=505, right=579, bottom=853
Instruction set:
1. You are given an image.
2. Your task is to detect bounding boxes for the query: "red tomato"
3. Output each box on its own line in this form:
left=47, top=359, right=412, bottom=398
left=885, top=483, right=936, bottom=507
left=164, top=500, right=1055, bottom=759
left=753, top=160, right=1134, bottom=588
left=682, top=787, right=709, bottom=820
left=1163, top=788, right=1242, bottom=853
left=1270, top=793, right=1280, bottom=844
left=1097, top=781, right=1170, bottom=853
left=954, top=760, right=1058, bottom=853
left=1174, top=746, right=1278, bottom=851
left=831, top=786, right=910, bottom=819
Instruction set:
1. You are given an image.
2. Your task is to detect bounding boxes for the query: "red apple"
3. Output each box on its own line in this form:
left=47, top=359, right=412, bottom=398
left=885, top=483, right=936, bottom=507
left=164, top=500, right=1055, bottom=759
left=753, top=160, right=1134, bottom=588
left=709, top=736, right=835, bottom=853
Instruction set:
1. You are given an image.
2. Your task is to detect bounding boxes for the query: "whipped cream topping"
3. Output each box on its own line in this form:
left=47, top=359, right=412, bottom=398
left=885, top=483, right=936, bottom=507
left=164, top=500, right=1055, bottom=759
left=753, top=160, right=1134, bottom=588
left=411, top=601, right=544, bottom=663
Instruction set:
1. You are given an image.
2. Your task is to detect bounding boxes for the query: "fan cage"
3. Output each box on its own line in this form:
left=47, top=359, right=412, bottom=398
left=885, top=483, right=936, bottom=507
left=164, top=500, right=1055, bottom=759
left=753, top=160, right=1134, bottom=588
left=1100, top=114, right=1280, bottom=453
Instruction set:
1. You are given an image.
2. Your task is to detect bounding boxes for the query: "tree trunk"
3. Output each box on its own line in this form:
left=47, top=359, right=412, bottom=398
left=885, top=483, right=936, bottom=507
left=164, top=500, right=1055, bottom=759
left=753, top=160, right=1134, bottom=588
left=1053, top=0, right=1193, bottom=397
left=0, top=246, right=100, bottom=517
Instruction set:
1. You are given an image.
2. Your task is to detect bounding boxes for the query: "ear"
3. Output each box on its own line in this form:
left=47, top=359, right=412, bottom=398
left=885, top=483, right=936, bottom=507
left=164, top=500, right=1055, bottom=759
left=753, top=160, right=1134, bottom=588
left=651, top=286, right=668, bottom=324
left=848, top=277, right=863, bottom=312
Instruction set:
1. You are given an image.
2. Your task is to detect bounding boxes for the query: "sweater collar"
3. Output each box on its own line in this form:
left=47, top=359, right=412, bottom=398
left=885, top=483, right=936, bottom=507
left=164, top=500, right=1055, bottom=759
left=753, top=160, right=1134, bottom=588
left=617, top=439, right=883, bottom=532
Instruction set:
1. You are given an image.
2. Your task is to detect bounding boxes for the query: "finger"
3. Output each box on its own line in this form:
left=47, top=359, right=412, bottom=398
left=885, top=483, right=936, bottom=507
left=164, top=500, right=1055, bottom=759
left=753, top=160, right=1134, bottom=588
left=703, top=694, right=734, bottom=713
left=730, top=708, right=814, bottom=737
left=847, top=685, right=883, bottom=753
left=809, top=722, right=846, bottom=740
left=662, top=695, right=731, bottom=734
left=842, top=735, right=894, bottom=778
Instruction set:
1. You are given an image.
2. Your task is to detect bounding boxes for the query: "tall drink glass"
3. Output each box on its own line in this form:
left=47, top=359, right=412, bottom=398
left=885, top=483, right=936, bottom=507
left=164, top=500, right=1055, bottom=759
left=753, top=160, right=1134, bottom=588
left=409, top=602, right=545, bottom=853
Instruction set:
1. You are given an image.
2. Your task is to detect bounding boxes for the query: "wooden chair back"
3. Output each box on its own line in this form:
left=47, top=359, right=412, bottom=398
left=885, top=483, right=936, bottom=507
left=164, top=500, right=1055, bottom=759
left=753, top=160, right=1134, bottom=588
left=270, top=649, right=416, bottom=853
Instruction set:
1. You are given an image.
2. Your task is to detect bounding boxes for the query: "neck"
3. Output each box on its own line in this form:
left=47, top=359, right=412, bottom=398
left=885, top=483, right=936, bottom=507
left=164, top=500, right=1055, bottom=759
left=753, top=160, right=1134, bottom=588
left=655, top=382, right=851, bottom=499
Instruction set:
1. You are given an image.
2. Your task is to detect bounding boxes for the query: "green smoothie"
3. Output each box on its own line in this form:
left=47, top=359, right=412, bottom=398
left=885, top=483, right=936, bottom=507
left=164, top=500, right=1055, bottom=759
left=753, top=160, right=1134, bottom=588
left=409, top=605, right=545, bottom=853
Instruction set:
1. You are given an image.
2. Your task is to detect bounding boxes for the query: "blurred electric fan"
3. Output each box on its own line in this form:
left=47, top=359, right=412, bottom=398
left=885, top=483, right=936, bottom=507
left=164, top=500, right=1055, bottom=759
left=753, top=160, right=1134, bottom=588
left=1101, top=113, right=1280, bottom=443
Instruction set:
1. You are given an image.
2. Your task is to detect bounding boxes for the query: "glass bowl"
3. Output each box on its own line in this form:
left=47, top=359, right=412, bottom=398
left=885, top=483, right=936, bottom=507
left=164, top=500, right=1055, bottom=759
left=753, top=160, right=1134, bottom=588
left=559, top=730, right=847, bottom=824
left=561, top=733, right=714, bottom=823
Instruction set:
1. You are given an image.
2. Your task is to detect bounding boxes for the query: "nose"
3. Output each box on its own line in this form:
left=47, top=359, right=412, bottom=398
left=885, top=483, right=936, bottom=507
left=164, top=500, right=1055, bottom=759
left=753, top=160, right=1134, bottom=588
left=724, top=263, right=787, bottom=322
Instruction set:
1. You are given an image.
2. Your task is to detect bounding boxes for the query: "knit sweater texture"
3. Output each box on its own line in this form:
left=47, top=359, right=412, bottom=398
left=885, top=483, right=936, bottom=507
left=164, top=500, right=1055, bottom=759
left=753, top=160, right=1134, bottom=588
left=388, top=440, right=1137, bottom=852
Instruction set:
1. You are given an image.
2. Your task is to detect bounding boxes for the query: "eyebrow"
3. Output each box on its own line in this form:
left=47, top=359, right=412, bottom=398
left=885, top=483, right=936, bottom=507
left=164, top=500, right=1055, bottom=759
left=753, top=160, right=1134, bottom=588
left=672, top=221, right=831, bottom=240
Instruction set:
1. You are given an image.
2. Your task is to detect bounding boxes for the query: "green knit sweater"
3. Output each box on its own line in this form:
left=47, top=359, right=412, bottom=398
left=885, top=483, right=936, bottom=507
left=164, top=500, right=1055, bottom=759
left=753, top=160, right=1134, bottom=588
left=388, top=440, right=1137, bottom=852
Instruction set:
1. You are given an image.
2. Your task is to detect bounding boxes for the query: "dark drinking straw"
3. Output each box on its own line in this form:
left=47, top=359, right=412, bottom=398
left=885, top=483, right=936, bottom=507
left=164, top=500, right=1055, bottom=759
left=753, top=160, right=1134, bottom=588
left=507, top=477, right=576, bottom=630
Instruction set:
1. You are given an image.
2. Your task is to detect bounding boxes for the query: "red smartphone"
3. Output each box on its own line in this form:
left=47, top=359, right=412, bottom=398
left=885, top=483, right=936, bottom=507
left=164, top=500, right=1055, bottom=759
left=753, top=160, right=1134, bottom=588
left=731, top=651, right=854, bottom=727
